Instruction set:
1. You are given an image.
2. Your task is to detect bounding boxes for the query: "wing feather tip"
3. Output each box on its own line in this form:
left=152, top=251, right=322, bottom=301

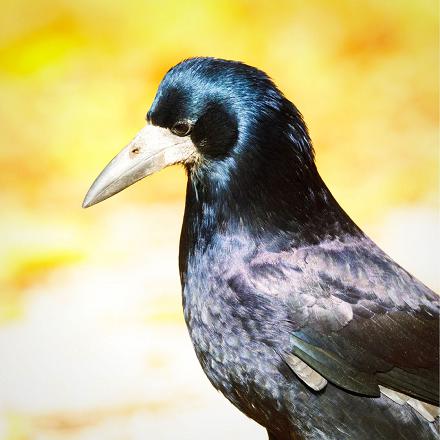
left=285, top=354, right=328, bottom=391
left=380, top=386, right=439, bottom=422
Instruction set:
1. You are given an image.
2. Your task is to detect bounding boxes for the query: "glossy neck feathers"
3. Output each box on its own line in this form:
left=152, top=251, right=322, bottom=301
left=179, top=99, right=362, bottom=276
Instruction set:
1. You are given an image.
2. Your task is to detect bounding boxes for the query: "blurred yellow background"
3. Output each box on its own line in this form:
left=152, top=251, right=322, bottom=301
left=0, top=1, right=438, bottom=439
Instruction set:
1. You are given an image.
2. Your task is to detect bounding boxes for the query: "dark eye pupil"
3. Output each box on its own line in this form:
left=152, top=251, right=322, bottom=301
left=172, top=122, right=191, bottom=136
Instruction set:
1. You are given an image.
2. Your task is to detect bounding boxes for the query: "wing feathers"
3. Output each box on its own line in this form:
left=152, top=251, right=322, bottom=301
left=291, top=334, right=380, bottom=396
left=285, top=354, right=327, bottom=391
left=377, top=367, right=439, bottom=405
left=380, top=386, right=439, bottom=422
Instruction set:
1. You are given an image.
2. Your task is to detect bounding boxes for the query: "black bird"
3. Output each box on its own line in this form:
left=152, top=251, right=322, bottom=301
left=83, top=57, right=439, bottom=439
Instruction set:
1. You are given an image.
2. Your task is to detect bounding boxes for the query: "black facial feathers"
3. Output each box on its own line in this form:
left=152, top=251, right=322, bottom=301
left=190, top=101, right=238, bottom=158
left=149, top=57, right=361, bottom=243
left=148, top=57, right=314, bottom=162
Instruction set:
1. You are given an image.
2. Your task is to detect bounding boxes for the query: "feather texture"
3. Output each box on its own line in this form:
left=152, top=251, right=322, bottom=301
left=143, top=57, right=440, bottom=439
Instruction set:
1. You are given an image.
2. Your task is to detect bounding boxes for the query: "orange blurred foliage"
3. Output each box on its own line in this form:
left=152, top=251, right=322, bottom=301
left=0, top=0, right=438, bottom=310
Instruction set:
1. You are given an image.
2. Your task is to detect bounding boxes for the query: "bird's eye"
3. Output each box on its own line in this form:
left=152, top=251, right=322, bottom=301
left=171, top=121, right=192, bottom=137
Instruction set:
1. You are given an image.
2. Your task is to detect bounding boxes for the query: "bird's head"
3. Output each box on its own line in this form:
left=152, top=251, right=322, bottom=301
left=82, top=57, right=316, bottom=210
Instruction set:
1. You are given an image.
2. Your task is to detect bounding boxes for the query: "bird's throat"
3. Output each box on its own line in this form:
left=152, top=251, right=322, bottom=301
left=179, top=159, right=362, bottom=276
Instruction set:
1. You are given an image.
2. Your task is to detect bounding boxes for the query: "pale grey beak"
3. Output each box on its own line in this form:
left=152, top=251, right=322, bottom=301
left=82, top=124, right=195, bottom=208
